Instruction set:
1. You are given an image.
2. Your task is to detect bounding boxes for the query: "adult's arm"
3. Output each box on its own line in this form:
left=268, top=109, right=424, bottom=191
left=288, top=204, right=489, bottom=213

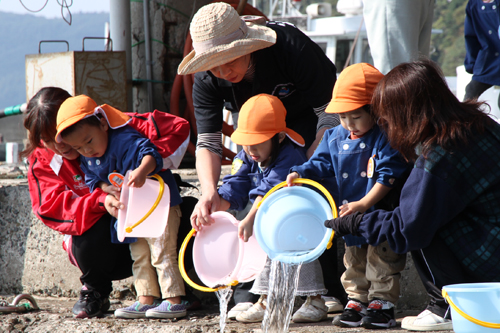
left=190, top=148, right=222, bottom=228
left=191, top=72, right=226, bottom=223
left=356, top=167, right=465, bottom=253
left=28, top=154, right=108, bottom=235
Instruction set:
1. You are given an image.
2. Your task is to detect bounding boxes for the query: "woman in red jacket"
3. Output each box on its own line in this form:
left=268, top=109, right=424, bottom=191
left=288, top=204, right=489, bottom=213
left=22, top=87, right=191, bottom=319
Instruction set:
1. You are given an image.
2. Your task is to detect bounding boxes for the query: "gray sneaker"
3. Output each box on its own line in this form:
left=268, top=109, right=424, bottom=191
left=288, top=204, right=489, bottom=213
left=145, top=300, right=187, bottom=319
left=114, top=301, right=159, bottom=319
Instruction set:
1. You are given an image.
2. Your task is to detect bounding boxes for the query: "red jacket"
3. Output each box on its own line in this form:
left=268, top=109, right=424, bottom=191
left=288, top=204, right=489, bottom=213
left=27, top=110, right=190, bottom=236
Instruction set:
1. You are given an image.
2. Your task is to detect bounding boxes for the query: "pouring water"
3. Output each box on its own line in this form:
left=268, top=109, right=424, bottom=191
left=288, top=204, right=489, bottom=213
left=262, top=259, right=302, bottom=333
left=215, top=286, right=233, bottom=333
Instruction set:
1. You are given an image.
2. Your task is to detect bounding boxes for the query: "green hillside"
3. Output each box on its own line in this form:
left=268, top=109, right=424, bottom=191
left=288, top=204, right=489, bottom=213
left=0, top=12, right=109, bottom=109
left=431, top=0, right=468, bottom=76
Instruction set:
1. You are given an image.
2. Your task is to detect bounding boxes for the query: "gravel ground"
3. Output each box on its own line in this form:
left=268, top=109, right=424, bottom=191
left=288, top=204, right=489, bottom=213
left=0, top=295, right=440, bottom=333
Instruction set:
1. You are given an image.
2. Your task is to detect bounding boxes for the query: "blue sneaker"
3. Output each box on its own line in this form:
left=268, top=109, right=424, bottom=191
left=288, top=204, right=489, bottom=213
left=145, top=300, right=187, bottom=319
left=114, top=301, right=159, bottom=319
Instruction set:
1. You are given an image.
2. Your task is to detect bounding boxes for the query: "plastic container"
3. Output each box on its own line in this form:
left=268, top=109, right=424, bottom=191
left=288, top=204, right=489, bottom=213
left=254, top=179, right=335, bottom=264
left=442, top=282, right=500, bottom=333
left=116, top=171, right=170, bottom=242
left=191, top=211, right=267, bottom=289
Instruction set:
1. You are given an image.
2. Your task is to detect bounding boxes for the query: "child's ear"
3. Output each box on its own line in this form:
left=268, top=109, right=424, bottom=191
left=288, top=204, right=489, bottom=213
left=278, top=131, right=286, bottom=143
left=99, top=117, right=109, bottom=131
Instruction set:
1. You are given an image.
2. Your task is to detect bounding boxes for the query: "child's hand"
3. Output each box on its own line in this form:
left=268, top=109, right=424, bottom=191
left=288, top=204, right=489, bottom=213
left=100, top=183, right=121, bottom=199
left=238, top=218, right=254, bottom=242
left=127, top=168, right=147, bottom=188
left=339, top=201, right=368, bottom=217
left=286, top=172, right=300, bottom=187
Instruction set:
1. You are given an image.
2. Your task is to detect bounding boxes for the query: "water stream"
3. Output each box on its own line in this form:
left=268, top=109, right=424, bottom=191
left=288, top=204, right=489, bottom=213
left=262, top=259, right=302, bottom=333
left=215, top=286, right=233, bottom=333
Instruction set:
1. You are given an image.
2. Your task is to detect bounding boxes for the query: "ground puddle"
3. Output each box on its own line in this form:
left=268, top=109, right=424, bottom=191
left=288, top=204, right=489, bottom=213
left=215, top=286, right=233, bottom=333
left=262, top=259, right=302, bottom=333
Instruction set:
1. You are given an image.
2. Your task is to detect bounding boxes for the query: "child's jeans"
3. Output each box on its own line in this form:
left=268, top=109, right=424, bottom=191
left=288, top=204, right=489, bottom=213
left=341, top=241, right=406, bottom=304
left=130, top=205, right=186, bottom=299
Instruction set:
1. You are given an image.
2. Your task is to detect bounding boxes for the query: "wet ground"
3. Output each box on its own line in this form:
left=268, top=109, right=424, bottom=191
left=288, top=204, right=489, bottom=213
left=0, top=295, right=455, bottom=333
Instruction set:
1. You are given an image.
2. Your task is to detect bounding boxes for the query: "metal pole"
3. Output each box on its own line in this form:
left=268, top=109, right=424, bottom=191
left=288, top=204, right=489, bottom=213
left=110, top=0, right=133, bottom=112
left=143, top=0, right=154, bottom=113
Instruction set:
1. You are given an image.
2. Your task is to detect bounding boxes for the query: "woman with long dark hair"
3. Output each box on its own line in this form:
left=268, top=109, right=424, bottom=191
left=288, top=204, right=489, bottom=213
left=324, top=60, right=500, bottom=331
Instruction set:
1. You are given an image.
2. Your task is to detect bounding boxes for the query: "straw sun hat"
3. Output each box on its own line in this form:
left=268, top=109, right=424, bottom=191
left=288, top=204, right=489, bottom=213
left=177, top=2, right=277, bottom=75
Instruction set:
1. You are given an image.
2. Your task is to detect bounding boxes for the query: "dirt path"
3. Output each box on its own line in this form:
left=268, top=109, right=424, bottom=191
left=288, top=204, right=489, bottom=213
left=0, top=295, right=452, bottom=333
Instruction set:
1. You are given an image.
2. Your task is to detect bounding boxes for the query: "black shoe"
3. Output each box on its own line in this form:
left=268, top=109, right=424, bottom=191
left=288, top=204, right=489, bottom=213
left=361, top=299, right=397, bottom=329
left=72, top=289, right=87, bottom=316
left=332, top=299, right=367, bottom=327
left=181, top=293, right=202, bottom=311
left=73, top=289, right=109, bottom=318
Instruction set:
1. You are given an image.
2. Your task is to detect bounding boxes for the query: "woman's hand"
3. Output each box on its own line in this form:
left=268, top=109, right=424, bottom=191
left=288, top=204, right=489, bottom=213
left=104, top=194, right=124, bottom=218
left=324, top=211, right=364, bottom=237
left=190, top=189, right=221, bottom=231
left=286, top=172, right=300, bottom=187
left=238, top=217, right=254, bottom=242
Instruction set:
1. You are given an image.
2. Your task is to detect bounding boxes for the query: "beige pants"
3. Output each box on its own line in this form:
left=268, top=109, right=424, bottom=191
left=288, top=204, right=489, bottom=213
left=341, top=241, right=406, bottom=304
left=130, top=205, right=185, bottom=298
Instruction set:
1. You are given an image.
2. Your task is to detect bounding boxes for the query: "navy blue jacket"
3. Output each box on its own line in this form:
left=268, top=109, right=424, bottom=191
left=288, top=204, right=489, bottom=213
left=358, top=119, right=500, bottom=281
left=218, top=141, right=307, bottom=210
left=464, top=0, right=500, bottom=85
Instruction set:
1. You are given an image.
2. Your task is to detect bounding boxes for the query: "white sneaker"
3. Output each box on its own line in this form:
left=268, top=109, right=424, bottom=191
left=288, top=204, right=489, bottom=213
left=401, top=310, right=453, bottom=331
left=292, top=297, right=328, bottom=323
left=322, top=296, right=343, bottom=313
left=227, top=302, right=253, bottom=320
left=236, top=297, right=267, bottom=323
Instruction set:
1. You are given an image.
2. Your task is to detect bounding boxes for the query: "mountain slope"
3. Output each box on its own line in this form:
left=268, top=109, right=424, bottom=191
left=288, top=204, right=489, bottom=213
left=0, top=12, right=109, bottom=109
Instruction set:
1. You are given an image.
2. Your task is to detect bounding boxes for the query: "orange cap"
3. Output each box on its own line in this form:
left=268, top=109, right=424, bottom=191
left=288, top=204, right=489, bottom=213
left=231, top=94, right=305, bottom=147
left=55, top=95, right=130, bottom=142
left=326, top=63, right=384, bottom=114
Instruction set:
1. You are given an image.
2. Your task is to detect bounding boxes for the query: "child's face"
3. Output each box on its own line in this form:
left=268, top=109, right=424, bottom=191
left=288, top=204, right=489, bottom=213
left=339, top=107, right=374, bottom=137
left=62, top=118, right=109, bottom=158
left=243, top=139, right=273, bottom=165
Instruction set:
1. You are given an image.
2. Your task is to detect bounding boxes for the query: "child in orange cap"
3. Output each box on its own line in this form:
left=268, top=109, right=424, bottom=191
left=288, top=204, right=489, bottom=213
left=287, top=63, right=411, bottom=329
left=192, top=93, right=329, bottom=323
left=56, top=95, right=188, bottom=320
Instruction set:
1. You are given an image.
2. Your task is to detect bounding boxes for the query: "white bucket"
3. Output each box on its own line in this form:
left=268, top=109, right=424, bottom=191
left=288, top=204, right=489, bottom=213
left=116, top=171, right=170, bottom=242
left=6, top=142, right=19, bottom=164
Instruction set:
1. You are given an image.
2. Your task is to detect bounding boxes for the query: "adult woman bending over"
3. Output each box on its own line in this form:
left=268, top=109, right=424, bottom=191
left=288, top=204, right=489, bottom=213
left=325, top=60, right=500, bottom=331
